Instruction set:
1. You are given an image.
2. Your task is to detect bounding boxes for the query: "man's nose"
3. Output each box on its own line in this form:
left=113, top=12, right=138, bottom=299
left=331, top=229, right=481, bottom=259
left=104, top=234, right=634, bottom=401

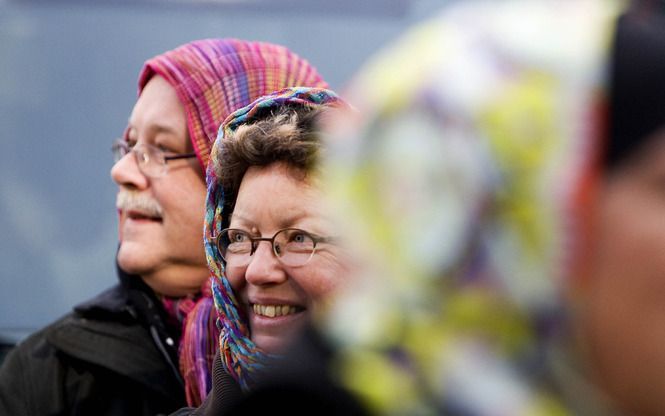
left=110, top=151, right=149, bottom=190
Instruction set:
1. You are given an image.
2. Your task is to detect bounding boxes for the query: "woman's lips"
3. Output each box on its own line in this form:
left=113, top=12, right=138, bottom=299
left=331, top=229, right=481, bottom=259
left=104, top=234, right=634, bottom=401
left=247, top=301, right=309, bottom=352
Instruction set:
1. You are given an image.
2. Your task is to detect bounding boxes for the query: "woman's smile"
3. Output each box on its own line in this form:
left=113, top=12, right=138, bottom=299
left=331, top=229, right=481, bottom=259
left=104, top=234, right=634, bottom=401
left=246, top=299, right=309, bottom=352
left=251, top=303, right=305, bottom=317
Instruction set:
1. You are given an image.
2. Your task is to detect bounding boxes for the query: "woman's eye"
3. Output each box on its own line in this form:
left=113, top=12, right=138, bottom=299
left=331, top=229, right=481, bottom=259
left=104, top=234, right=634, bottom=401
left=291, top=233, right=306, bottom=243
left=232, top=232, right=248, bottom=242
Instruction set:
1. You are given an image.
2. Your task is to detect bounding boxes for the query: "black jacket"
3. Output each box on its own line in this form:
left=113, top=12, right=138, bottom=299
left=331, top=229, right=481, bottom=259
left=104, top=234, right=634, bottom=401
left=0, top=267, right=186, bottom=416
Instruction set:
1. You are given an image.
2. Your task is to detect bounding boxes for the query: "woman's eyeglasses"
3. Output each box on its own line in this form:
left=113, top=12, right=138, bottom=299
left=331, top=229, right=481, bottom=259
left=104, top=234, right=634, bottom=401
left=213, top=228, right=336, bottom=267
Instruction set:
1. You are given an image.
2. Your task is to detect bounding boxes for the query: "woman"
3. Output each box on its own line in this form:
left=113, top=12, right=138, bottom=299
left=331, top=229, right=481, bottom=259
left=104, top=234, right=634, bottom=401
left=256, top=1, right=665, bottom=415
left=184, top=87, right=352, bottom=413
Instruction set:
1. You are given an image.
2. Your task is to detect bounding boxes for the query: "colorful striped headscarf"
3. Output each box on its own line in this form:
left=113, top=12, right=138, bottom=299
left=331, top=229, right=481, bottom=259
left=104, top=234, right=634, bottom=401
left=138, top=38, right=328, bottom=172
left=137, top=39, right=328, bottom=406
left=204, top=87, right=346, bottom=392
left=317, top=1, right=624, bottom=414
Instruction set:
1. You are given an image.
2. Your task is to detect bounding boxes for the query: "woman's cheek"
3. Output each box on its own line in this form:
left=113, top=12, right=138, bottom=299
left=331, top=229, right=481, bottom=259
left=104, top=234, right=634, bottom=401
left=299, top=257, right=346, bottom=302
left=225, top=266, right=247, bottom=293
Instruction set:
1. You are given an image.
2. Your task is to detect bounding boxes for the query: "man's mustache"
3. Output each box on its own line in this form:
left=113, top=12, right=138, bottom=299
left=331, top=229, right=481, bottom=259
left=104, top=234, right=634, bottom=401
left=116, top=190, right=163, bottom=218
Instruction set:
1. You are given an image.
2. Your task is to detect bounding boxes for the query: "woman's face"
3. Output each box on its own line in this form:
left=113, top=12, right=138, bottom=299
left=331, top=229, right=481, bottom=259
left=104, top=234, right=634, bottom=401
left=225, top=162, right=348, bottom=353
left=576, top=132, right=665, bottom=414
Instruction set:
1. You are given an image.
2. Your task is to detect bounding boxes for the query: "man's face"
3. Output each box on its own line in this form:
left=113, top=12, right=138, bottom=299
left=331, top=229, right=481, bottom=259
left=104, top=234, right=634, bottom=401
left=575, top=133, right=665, bottom=415
left=111, top=75, right=208, bottom=297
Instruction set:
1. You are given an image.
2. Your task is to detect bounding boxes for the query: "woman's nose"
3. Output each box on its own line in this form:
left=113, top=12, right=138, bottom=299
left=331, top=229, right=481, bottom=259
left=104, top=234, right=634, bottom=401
left=244, top=241, right=288, bottom=286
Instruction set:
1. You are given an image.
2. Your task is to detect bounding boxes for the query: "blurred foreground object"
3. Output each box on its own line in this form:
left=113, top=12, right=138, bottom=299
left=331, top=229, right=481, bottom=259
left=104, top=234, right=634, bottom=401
left=312, top=0, right=665, bottom=414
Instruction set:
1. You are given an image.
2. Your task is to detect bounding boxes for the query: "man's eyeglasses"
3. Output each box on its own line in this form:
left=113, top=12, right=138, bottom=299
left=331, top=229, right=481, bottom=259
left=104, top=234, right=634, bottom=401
left=112, top=138, right=197, bottom=178
left=213, top=228, right=336, bottom=268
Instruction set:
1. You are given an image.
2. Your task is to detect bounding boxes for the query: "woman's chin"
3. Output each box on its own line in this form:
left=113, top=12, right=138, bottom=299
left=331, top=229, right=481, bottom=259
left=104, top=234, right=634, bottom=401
left=250, top=317, right=308, bottom=354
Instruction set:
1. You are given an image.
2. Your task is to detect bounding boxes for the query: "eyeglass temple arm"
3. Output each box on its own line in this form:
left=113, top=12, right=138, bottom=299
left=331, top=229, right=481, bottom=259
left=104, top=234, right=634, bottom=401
left=315, top=236, right=337, bottom=244
left=164, top=152, right=197, bottom=161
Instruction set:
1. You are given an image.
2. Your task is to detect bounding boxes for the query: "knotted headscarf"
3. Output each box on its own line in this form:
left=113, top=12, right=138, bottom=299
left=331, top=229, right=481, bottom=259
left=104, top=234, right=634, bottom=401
left=137, top=39, right=328, bottom=406
left=316, top=1, right=629, bottom=414
left=204, top=87, right=346, bottom=391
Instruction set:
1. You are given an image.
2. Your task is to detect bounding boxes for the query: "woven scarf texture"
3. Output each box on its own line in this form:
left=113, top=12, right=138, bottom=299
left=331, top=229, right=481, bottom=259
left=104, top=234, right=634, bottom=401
left=138, top=38, right=328, bottom=171
left=137, top=38, right=328, bottom=406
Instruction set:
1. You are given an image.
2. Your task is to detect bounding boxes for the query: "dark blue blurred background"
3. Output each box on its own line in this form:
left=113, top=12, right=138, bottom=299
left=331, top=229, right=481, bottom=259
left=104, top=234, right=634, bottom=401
left=0, top=0, right=447, bottom=344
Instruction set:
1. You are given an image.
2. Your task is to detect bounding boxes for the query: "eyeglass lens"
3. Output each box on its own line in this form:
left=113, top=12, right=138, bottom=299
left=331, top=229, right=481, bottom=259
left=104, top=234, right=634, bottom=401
left=220, top=229, right=316, bottom=267
left=112, top=140, right=166, bottom=177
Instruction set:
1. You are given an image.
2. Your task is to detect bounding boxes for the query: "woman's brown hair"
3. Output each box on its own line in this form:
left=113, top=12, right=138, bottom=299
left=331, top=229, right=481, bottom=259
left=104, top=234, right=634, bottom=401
left=213, top=104, right=327, bottom=217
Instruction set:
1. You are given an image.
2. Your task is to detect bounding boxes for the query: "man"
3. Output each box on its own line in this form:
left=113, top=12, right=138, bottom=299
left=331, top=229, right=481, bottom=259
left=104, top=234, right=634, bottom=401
left=0, top=38, right=327, bottom=415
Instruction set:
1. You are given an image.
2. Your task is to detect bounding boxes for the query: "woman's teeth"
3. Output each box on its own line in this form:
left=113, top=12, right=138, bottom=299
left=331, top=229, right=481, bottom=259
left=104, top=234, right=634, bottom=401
left=253, top=304, right=298, bottom=318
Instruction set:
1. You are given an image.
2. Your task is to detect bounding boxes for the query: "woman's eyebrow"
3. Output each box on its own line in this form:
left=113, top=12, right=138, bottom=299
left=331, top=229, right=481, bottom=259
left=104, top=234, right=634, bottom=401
left=227, top=212, right=254, bottom=227
left=277, top=210, right=315, bottom=228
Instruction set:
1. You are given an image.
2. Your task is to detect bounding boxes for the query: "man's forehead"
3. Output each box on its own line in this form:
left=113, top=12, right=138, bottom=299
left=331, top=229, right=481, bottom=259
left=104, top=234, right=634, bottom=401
left=126, top=77, right=191, bottom=147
